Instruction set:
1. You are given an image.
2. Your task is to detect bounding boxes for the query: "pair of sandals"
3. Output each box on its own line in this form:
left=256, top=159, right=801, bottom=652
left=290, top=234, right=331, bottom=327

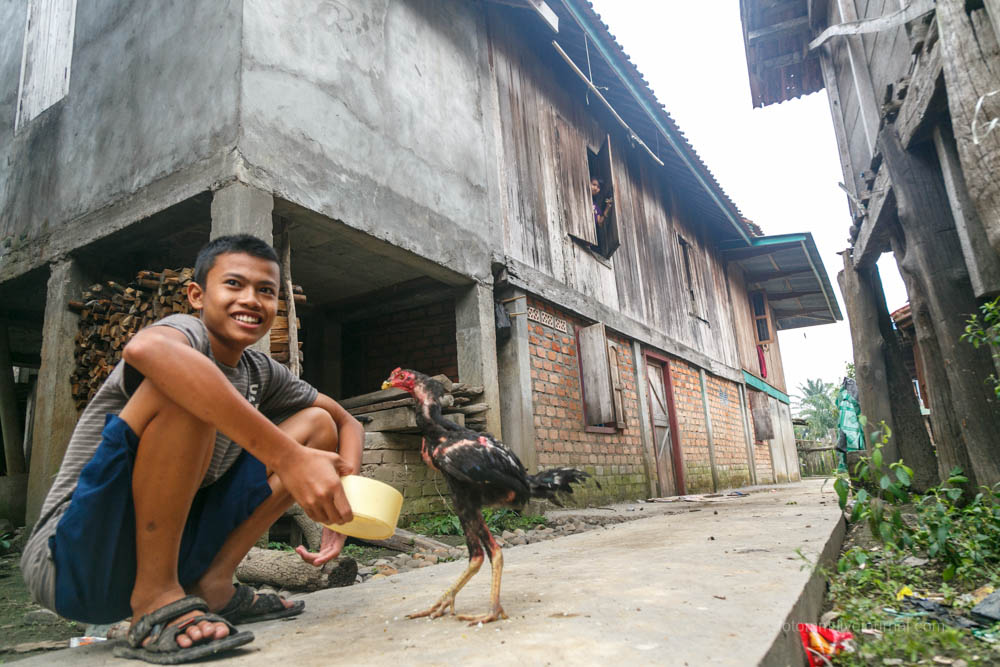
left=114, top=585, right=304, bottom=664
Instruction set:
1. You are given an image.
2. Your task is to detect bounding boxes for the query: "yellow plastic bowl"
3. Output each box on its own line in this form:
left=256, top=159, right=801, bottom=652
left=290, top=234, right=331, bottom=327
left=323, top=475, right=403, bottom=540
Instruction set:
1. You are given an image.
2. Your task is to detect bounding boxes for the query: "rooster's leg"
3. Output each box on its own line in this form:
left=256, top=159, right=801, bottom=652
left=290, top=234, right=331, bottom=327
left=406, top=549, right=483, bottom=620
left=456, top=520, right=507, bottom=625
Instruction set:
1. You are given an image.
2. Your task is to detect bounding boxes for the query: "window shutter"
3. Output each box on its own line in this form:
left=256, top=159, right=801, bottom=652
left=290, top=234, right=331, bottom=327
left=596, top=135, right=620, bottom=257
left=748, top=389, right=774, bottom=441
left=556, top=114, right=598, bottom=245
left=607, top=341, right=626, bottom=428
left=577, top=323, right=615, bottom=425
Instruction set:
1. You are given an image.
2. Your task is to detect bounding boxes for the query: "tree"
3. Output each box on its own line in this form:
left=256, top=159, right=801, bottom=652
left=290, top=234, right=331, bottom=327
left=794, top=379, right=839, bottom=442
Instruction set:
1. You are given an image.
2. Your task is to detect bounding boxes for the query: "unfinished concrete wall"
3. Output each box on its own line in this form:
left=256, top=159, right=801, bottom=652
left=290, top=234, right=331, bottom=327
left=1, top=0, right=242, bottom=282
left=238, top=0, right=496, bottom=283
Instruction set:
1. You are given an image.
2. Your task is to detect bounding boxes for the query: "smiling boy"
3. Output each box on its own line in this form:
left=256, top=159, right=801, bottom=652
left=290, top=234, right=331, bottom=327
left=20, top=234, right=363, bottom=664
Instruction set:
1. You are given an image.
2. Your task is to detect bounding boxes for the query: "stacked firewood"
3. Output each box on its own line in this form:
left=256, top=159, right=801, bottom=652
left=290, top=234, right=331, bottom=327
left=68, top=268, right=305, bottom=410
left=341, top=375, right=489, bottom=433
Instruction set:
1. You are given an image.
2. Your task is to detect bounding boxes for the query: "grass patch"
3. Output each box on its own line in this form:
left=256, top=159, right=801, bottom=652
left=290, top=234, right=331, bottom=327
left=405, top=509, right=546, bottom=536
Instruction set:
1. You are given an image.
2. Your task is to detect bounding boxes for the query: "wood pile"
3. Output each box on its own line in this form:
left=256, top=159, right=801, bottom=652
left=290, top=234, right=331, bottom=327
left=67, top=267, right=305, bottom=410
left=341, top=375, right=489, bottom=432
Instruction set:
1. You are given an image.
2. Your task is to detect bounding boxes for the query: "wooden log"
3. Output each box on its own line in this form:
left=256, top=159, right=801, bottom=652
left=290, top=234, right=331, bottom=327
left=362, top=407, right=464, bottom=433
left=236, top=547, right=357, bottom=592
left=284, top=504, right=323, bottom=551
left=339, top=387, right=409, bottom=409
left=445, top=402, right=489, bottom=415
left=359, top=528, right=454, bottom=554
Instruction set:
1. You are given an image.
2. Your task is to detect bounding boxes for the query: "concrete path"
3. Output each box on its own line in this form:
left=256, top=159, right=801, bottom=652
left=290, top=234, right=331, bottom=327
left=26, top=478, right=845, bottom=666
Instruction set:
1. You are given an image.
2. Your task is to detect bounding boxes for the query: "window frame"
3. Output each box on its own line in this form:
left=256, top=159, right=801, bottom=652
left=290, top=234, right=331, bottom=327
left=750, top=291, right=774, bottom=345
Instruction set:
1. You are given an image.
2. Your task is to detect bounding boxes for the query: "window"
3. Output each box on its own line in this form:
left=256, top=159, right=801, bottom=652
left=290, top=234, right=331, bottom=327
left=15, top=0, right=77, bottom=131
left=568, top=134, right=620, bottom=260
left=678, top=235, right=709, bottom=322
left=576, top=322, right=625, bottom=430
left=747, top=389, right=773, bottom=441
left=750, top=291, right=773, bottom=344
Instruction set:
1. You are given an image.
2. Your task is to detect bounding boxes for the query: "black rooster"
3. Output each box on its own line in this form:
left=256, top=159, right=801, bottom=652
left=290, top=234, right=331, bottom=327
left=382, top=368, right=591, bottom=624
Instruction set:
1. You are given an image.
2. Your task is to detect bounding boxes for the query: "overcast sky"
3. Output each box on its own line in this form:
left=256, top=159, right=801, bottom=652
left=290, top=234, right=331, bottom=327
left=586, top=1, right=909, bottom=403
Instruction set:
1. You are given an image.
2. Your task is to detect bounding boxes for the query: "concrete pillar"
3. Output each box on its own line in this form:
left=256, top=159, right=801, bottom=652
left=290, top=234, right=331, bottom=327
left=738, top=385, right=758, bottom=486
left=496, top=289, right=534, bottom=472
left=0, top=326, right=26, bottom=474
left=210, top=182, right=274, bottom=243
left=26, top=259, right=90, bottom=527
left=456, top=283, right=502, bottom=441
left=210, top=182, right=274, bottom=354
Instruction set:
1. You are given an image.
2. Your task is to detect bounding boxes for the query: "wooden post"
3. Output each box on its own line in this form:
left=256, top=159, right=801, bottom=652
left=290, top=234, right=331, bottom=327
left=836, top=0, right=882, bottom=157
left=836, top=254, right=895, bottom=457
left=931, top=124, right=1000, bottom=298
left=0, top=327, right=26, bottom=474
left=279, top=224, right=301, bottom=377
left=879, top=125, right=1000, bottom=490
left=738, top=384, right=757, bottom=486
left=937, top=0, right=1000, bottom=256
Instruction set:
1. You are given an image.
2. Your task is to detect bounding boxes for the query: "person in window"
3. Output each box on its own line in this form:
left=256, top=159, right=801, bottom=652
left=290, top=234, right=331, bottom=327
left=590, top=178, right=614, bottom=250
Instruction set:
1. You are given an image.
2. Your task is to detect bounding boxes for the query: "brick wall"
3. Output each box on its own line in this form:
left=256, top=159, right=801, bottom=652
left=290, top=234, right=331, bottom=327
left=668, top=359, right=714, bottom=493
left=527, top=297, right=648, bottom=504
left=360, top=433, right=451, bottom=519
left=704, top=374, right=752, bottom=489
left=341, top=300, right=459, bottom=397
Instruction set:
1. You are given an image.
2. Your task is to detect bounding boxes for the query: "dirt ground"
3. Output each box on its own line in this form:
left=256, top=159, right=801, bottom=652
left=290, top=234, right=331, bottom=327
left=0, top=552, right=86, bottom=663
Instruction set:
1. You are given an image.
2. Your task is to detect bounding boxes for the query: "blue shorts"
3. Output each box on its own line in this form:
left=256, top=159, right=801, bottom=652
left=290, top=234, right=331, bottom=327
left=49, top=414, right=272, bottom=624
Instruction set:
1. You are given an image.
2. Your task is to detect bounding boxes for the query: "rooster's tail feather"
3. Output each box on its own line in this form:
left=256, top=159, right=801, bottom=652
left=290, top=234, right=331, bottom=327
left=526, top=467, right=596, bottom=506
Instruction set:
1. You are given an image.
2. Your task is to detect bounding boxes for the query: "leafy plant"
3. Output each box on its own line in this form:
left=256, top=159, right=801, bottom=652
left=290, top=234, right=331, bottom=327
left=266, top=540, right=295, bottom=552
left=406, top=513, right=463, bottom=536
left=962, top=295, right=1000, bottom=397
left=834, top=421, right=1000, bottom=584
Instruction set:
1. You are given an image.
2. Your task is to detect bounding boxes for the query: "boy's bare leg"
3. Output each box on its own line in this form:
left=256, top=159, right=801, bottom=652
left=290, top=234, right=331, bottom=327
left=119, top=381, right=230, bottom=649
left=189, top=407, right=339, bottom=611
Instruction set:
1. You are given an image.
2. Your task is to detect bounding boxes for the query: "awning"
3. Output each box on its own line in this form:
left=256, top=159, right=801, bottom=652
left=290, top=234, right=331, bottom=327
left=721, top=233, right=843, bottom=330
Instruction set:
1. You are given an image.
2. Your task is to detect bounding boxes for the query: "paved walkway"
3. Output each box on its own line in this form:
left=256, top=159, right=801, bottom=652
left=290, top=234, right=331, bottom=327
left=27, top=478, right=844, bottom=666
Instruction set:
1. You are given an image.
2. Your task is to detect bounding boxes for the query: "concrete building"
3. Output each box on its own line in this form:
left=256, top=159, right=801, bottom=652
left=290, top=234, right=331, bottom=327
left=1, top=0, right=842, bottom=526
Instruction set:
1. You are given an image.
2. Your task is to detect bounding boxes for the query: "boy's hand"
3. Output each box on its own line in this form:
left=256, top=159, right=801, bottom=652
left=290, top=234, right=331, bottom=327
left=279, top=448, right=354, bottom=526
left=295, top=528, right=347, bottom=567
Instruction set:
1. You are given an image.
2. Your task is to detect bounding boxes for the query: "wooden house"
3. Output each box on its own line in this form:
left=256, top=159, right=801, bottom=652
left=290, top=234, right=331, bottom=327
left=0, top=0, right=842, bottom=525
left=739, top=0, right=1000, bottom=490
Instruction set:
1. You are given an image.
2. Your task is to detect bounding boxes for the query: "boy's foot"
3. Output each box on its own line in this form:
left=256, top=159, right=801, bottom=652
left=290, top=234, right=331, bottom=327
left=114, top=595, right=254, bottom=664
left=216, top=584, right=305, bottom=624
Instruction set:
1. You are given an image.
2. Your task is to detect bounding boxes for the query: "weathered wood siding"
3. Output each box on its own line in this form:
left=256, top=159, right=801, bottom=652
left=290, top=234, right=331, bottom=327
left=825, top=0, right=913, bottom=189
left=489, top=10, right=741, bottom=370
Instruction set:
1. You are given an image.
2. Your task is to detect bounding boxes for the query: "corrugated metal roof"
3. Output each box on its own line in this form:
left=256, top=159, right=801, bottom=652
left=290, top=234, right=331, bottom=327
left=739, top=0, right=825, bottom=108
left=720, top=233, right=843, bottom=329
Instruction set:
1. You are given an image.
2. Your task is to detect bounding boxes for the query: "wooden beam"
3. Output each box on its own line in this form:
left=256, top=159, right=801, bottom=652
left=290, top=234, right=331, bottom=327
left=895, top=38, right=946, bottom=149
left=721, top=244, right=796, bottom=260
left=765, top=290, right=821, bottom=301
left=932, top=123, right=1000, bottom=297
left=759, top=50, right=809, bottom=70
left=809, top=0, right=935, bottom=50
left=938, top=0, right=1000, bottom=257
left=744, top=268, right=815, bottom=282
left=853, top=168, right=895, bottom=268
left=748, top=16, right=810, bottom=43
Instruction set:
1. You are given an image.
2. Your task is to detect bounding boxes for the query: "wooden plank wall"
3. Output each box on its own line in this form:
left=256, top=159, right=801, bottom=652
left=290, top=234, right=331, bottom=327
left=826, top=0, right=913, bottom=187
left=488, top=9, right=742, bottom=370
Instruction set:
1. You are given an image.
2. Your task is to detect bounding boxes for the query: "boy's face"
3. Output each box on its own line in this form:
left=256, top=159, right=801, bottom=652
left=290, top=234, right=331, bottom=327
left=590, top=179, right=600, bottom=196
left=188, top=252, right=280, bottom=357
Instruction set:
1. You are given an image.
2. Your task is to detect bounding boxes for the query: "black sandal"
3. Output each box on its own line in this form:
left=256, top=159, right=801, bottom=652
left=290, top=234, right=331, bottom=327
left=113, top=595, right=254, bottom=664
left=218, top=583, right=305, bottom=624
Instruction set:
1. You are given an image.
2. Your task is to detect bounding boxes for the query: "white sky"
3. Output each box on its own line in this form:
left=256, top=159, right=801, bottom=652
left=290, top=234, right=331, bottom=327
left=586, top=1, right=909, bottom=403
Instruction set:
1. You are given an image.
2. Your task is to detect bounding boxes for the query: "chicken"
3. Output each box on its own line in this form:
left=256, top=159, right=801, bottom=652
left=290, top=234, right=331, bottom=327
left=382, top=367, right=592, bottom=625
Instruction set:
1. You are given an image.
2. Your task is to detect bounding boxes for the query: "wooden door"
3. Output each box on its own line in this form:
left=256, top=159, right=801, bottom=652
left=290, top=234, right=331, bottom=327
left=646, top=358, right=683, bottom=496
